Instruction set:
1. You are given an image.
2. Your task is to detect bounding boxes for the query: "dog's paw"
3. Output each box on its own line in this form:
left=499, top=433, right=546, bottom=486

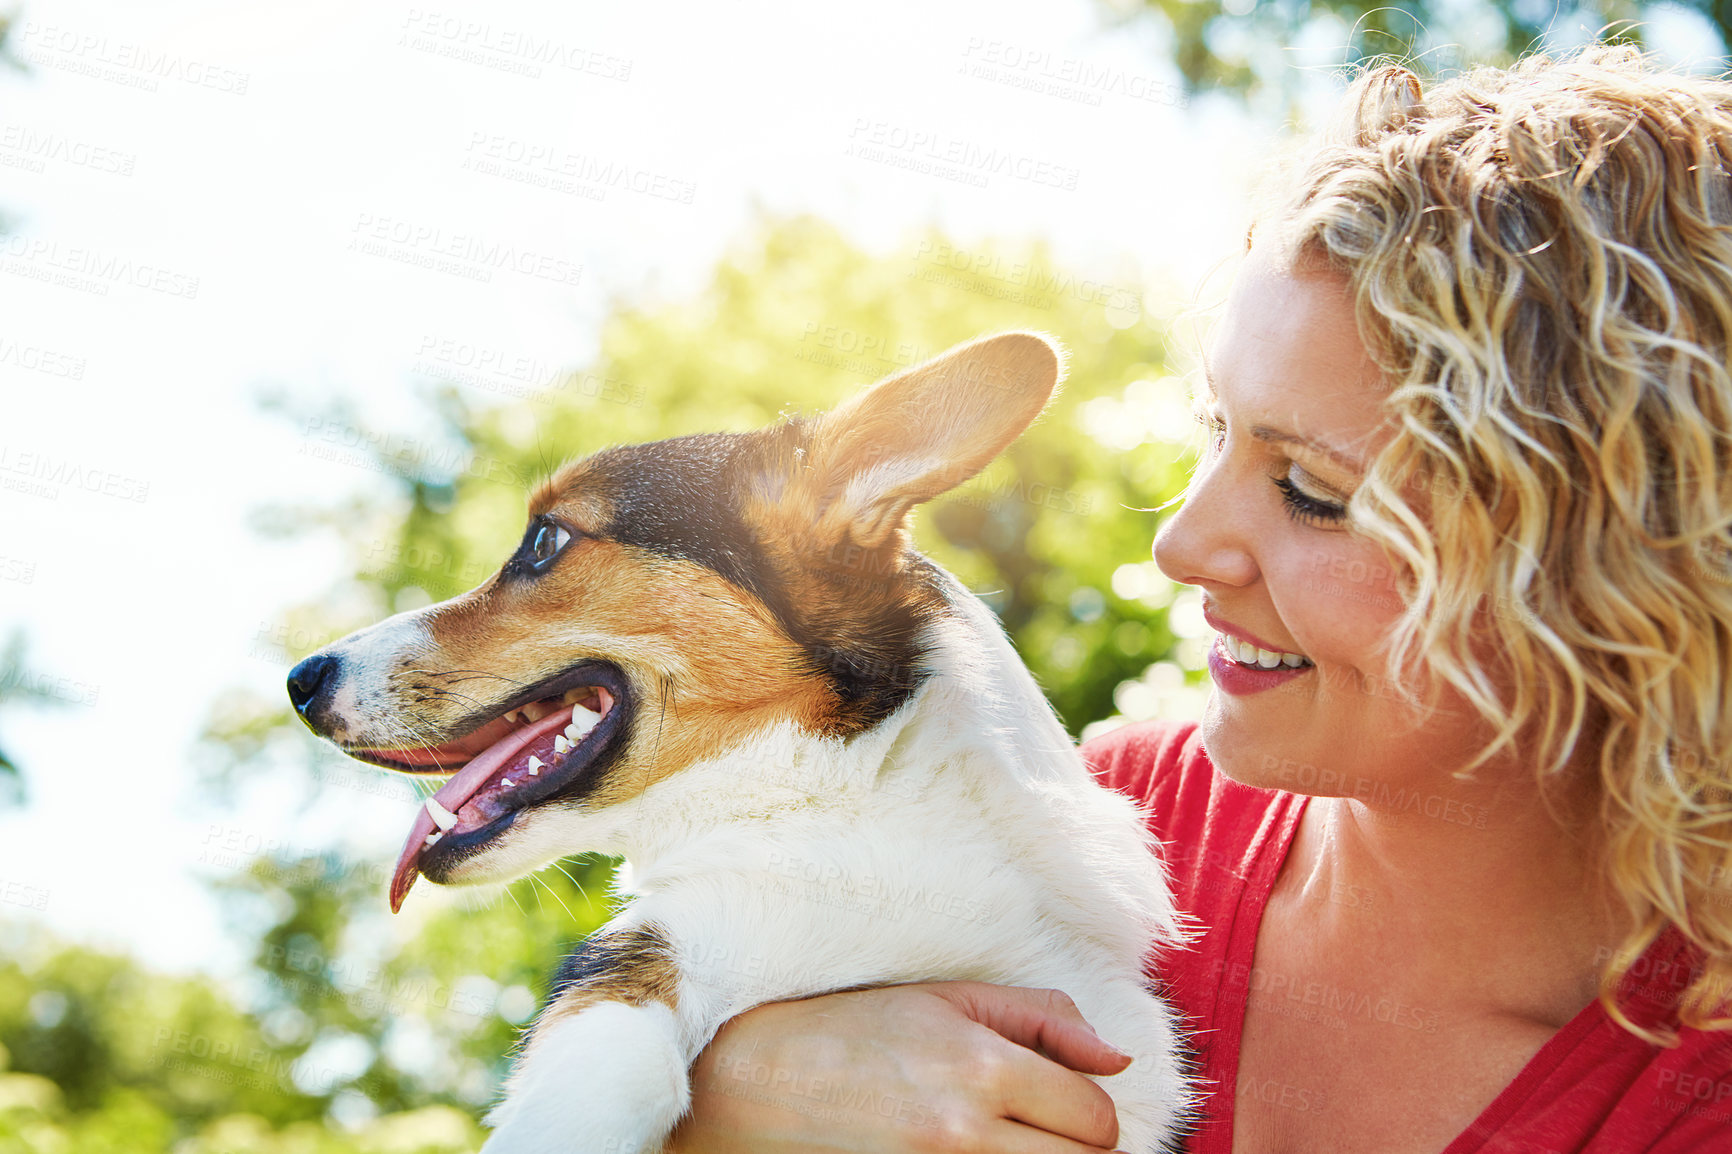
left=481, top=1001, right=689, bottom=1154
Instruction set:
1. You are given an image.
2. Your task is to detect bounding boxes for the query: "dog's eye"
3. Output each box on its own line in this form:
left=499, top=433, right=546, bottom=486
left=530, top=522, right=572, bottom=568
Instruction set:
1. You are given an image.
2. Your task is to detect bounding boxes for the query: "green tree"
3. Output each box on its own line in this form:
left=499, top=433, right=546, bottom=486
left=0, top=926, right=493, bottom=1152
left=0, top=633, right=72, bottom=807
left=1110, top=0, right=1725, bottom=102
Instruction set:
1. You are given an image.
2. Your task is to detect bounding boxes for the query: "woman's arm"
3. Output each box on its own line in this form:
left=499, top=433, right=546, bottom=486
left=668, top=982, right=1132, bottom=1154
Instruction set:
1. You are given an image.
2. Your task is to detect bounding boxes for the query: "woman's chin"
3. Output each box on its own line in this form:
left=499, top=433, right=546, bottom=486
left=1198, top=698, right=1295, bottom=791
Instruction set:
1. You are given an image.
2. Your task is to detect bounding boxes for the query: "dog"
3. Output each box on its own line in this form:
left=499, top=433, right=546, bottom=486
left=286, top=332, right=1193, bottom=1152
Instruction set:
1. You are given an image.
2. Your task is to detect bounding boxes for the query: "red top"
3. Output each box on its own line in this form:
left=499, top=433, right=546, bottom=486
left=1082, top=720, right=1732, bottom=1153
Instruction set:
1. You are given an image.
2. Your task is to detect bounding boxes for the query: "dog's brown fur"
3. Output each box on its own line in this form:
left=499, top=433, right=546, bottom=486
left=400, top=535, right=837, bottom=807
left=539, top=924, right=682, bottom=1023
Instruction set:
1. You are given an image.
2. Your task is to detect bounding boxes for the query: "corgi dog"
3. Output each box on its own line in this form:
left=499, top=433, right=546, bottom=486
left=286, top=332, right=1193, bottom=1153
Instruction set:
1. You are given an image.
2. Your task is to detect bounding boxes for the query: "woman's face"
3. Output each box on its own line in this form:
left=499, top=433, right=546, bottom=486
left=1154, top=247, right=1484, bottom=794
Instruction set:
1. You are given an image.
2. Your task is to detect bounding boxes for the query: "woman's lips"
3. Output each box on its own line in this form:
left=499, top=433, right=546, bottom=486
left=1206, top=634, right=1315, bottom=696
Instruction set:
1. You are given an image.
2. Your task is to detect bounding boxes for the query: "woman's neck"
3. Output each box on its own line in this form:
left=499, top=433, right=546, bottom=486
left=1274, top=761, right=1626, bottom=1027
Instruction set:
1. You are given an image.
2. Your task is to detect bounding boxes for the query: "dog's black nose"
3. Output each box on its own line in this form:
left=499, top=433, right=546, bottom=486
left=287, top=653, right=337, bottom=716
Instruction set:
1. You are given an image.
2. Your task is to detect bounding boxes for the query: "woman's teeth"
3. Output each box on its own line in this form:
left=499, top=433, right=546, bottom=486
left=1221, top=633, right=1311, bottom=669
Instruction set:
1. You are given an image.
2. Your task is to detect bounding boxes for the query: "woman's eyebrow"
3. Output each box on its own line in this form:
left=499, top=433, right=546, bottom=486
left=1248, top=424, right=1366, bottom=475
left=1201, top=357, right=1365, bottom=475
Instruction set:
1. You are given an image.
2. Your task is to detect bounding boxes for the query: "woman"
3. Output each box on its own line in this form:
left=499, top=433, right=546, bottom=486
left=670, top=48, right=1732, bottom=1152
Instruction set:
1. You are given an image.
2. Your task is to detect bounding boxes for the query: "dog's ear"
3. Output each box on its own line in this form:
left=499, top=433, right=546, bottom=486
left=803, top=331, right=1064, bottom=549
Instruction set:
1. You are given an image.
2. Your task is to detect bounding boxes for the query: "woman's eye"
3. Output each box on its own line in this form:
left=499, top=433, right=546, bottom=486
left=1274, top=473, right=1349, bottom=527
left=1194, top=409, right=1227, bottom=454
left=531, top=522, right=572, bottom=566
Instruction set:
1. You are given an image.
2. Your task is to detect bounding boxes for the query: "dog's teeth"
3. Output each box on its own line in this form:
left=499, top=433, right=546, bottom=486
left=425, top=797, right=459, bottom=831
left=502, top=777, right=515, bottom=788
left=522, top=702, right=551, bottom=723
left=553, top=736, right=570, bottom=755
left=567, top=705, right=600, bottom=740
left=424, top=831, right=442, bottom=847
left=563, top=689, right=585, bottom=704
left=501, top=709, right=523, bottom=725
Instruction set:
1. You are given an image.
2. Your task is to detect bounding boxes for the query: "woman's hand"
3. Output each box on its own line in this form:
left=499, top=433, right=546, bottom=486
left=667, top=982, right=1132, bottom=1153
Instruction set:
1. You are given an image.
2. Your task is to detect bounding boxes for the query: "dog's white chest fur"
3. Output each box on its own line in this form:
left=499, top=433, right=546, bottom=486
left=482, top=584, right=1193, bottom=1153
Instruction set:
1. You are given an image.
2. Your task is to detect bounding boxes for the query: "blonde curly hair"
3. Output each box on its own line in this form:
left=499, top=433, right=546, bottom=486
left=1256, top=46, right=1732, bottom=1040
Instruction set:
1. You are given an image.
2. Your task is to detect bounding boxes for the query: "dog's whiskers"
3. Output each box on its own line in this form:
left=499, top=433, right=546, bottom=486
left=532, top=870, right=578, bottom=923
left=426, top=688, right=489, bottom=711
left=548, top=858, right=589, bottom=904
left=399, top=668, right=529, bottom=688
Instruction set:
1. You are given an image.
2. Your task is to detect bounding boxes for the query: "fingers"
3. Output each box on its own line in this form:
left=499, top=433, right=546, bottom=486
left=922, top=983, right=1125, bottom=1149
left=978, top=1118, right=1125, bottom=1154
left=931, top=983, right=1134, bottom=1076
left=985, top=1036, right=1122, bottom=1149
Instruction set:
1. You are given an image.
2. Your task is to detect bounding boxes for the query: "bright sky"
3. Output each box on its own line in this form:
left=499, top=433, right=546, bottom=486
left=9, top=0, right=1702, bottom=980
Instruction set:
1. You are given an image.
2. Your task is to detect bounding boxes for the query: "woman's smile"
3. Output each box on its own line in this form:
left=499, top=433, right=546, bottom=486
left=1203, top=602, right=1314, bottom=695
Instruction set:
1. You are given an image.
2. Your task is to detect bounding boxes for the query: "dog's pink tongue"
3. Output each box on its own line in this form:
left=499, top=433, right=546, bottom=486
left=388, top=706, right=575, bottom=912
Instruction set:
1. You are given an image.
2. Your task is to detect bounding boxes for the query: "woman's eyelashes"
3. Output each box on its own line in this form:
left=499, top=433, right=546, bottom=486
left=1273, top=473, right=1348, bottom=526
left=1195, top=410, right=1350, bottom=527
left=1196, top=407, right=1227, bottom=455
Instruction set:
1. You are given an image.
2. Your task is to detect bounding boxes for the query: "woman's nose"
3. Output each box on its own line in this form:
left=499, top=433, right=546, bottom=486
left=1153, top=454, right=1259, bottom=590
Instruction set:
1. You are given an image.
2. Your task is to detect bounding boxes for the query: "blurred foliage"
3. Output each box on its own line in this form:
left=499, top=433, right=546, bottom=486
left=0, top=13, right=21, bottom=75
left=0, top=923, right=488, bottom=1152
left=1106, top=0, right=1727, bottom=104
left=208, top=845, right=615, bottom=1120
left=10, top=215, right=1206, bottom=1148
left=0, top=846, right=610, bottom=1152
left=0, top=13, right=38, bottom=802
left=0, top=632, right=74, bottom=807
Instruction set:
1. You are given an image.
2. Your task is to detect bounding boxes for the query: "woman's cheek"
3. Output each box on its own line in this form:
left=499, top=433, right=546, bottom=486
left=1274, top=544, right=1405, bottom=652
